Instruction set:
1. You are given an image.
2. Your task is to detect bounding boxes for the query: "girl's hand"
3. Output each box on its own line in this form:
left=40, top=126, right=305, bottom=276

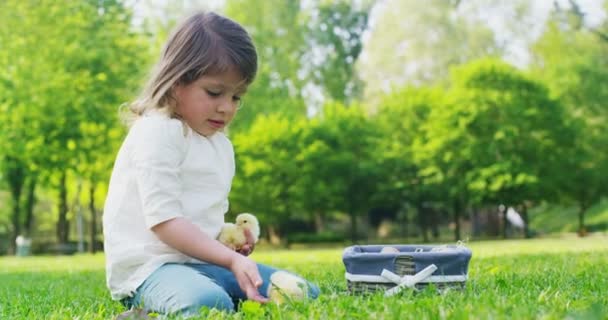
left=229, top=254, right=269, bottom=303
left=150, top=217, right=265, bottom=302
left=237, top=228, right=255, bottom=256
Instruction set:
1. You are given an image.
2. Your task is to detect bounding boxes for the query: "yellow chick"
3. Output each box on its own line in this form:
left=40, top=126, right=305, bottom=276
left=217, top=213, right=260, bottom=251
left=267, top=271, right=308, bottom=305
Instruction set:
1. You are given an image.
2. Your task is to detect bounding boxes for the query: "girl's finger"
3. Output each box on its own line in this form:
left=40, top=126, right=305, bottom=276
left=243, top=229, right=255, bottom=253
left=239, top=244, right=252, bottom=256
left=237, top=272, right=267, bottom=302
left=247, top=289, right=269, bottom=303
left=246, top=269, right=263, bottom=288
left=244, top=228, right=254, bottom=245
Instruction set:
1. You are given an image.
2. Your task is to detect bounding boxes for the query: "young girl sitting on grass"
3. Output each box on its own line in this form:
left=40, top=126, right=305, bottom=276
left=102, top=11, right=319, bottom=317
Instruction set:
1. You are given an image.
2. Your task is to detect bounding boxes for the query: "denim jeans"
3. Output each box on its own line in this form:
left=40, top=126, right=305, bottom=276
left=122, top=263, right=320, bottom=316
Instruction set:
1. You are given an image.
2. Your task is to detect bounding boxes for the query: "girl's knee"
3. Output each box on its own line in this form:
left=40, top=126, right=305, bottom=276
left=177, top=288, right=234, bottom=315
left=308, top=282, right=320, bottom=299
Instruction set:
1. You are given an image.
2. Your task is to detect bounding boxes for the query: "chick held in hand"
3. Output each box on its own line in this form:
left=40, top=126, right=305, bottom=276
left=217, top=213, right=260, bottom=251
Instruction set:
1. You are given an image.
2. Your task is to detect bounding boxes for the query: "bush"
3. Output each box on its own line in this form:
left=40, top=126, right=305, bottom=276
left=286, top=231, right=345, bottom=244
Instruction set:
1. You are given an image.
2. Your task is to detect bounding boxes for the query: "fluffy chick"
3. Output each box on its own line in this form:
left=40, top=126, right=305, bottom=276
left=217, top=213, right=260, bottom=251
left=268, top=271, right=309, bottom=305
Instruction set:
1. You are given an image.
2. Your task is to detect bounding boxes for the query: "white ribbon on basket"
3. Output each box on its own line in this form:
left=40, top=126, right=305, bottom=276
left=380, top=264, right=438, bottom=297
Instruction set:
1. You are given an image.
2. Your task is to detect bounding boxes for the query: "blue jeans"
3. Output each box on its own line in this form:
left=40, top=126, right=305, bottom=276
left=122, top=263, right=320, bottom=316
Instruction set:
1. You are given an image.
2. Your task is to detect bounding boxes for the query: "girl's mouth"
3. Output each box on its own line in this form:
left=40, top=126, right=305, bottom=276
left=208, top=119, right=225, bottom=129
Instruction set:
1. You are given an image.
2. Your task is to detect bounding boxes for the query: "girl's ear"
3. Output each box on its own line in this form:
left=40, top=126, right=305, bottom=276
left=171, top=83, right=180, bottom=96
left=164, top=86, right=181, bottom=120
left=170, top=85, right=181, bottom=107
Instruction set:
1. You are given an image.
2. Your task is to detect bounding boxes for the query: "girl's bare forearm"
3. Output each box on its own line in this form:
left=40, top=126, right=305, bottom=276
left=151, top=217, right=238, bottom=268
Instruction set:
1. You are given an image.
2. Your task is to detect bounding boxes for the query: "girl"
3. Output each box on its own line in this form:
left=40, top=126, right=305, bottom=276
left=103, top=12, right=319, bottom=317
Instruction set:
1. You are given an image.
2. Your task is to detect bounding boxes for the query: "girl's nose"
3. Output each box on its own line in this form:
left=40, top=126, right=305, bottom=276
left=217, top=96, right=238, bottom=113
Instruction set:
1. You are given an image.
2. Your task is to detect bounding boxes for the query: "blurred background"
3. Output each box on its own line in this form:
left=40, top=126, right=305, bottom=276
left=1, top=0, right=607, bottom=256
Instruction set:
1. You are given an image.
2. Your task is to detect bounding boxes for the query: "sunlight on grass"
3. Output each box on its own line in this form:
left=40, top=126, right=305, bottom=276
left=2, top=236, right=606, bottom=273
left=0, top=253, right=106, bottom=273
left=1, top=237, right=607, bottom=319
left=464, top=235, right=608, bottom=258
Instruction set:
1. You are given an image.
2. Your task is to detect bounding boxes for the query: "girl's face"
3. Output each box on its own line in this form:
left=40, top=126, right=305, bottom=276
left=173, top=67, right=246, bottom=137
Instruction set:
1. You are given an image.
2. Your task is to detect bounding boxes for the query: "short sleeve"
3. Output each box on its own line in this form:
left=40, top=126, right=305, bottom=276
left=130, top=115, right=188, bottom=229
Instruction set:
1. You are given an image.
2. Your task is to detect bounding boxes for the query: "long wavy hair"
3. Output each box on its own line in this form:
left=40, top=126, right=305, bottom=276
left=124, top=12, right=257, bottom=125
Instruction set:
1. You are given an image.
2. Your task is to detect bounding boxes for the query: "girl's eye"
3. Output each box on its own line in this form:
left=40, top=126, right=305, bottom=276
left=206, top=90, right=221, bottom=97
left=232, top=96, right=241, bottom=102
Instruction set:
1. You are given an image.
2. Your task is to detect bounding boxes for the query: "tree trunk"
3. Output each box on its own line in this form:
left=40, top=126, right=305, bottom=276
left=266, top=225, right=281, bottom=246
left=453, top=200, right=461, bottom=241
left=416, top=204, right=429, bottom=243
left=565, top=0, right=608, bottom=42
left=349, top=211, right=358, bottom=243
left=313, top=210, right=325, bottom=233
left=431, top=208, right=440, bottom=240
left=24, top=175, right=37, bottom=237
left=471, top=206, right=480, bottom=237
left=89, top=183, right=97, bottom=253
left=520, top=203, right=531, bottom=239
left=401, top=208, right=409, bottom=239
left=502, top=205, right=509, bottom=239
left=578, top=203, right=588, bottom=237
left=73, top=180, right=85, bottom=253
left=6, top=158, right=25, bottom=255
left=57, top=171, right=70, bottom=245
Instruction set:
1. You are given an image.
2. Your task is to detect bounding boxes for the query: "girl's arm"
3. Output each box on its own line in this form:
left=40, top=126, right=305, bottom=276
left=151, top=217, right=268, bottom=303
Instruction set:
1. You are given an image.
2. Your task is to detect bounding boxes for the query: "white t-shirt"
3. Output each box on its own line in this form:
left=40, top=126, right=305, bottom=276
left=102, top=111, right=235, bottom=300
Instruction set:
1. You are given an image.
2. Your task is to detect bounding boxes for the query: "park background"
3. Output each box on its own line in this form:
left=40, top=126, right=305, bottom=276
left=2, top=0, right=607, bottom=254
left=1, top=1, right=608, bottom=319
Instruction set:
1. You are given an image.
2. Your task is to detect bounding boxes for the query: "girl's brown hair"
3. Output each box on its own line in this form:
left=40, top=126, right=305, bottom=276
left=126, top=12, right=257, bottom=122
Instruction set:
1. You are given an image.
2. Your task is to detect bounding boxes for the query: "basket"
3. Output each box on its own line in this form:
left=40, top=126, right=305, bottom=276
left=342, top=244, right=472, bottom=295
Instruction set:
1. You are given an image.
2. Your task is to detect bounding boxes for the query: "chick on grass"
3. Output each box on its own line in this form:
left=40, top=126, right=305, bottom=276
left=217, top=213, right=260, bottom=251
left=267, top=271, right=310, bottom=305
left=218, top=213, right=312, bottom=304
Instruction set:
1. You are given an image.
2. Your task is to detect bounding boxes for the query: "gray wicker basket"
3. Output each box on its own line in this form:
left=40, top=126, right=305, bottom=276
left=342, top=244, right=472, bottom=295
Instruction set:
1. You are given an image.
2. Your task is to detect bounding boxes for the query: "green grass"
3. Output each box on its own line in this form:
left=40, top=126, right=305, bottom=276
left=1, top=237, right=607, bottom=319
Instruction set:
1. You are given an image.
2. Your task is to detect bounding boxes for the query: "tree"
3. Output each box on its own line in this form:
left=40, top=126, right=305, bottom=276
left=310, top=102, right=381, bottom=242
left=303, top=0, right=372, bottom=105
left=530, top=1, right=608, bottom=235
left=357, top=0, right=500, bottom=103
left=0, top=0, right=150, bottom=252
left=225, top=0, right=308, bottom=133
left=416, top=59, right=573, bottom=240
left=231, top=114, right=301, bottom=243
left=373, top=87, right=446, bottom=241
left=290, top=117, right=342, bottom=234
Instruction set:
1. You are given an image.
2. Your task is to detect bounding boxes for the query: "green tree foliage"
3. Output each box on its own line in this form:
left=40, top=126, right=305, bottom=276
left=288, top=118, right=340, bottom=234
left=231, top=114, right=301, bottom=243
left=226, top=0, right=372, bottom=130
left=0, top=0, right=149, bottom=251
left=232, top=102, right=381, bottom=243
left=225, top=0, right=308, bottom=133
left=416, top=59, right=573, bottom=240
left=2, top=1, right=607, bottom=251
left=373, top=87, right=445, bottom=240
left=530, top=1, right=608, bottom=235
left=304, top=0, right=372, bottom=103
left=357, top=0, right=499, bottom=103
left=304, top=102, right=381, bottom=242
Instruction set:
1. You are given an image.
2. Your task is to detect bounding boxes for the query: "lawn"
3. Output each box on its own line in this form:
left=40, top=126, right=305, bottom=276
left=1, top=236, right=607, bottom=319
